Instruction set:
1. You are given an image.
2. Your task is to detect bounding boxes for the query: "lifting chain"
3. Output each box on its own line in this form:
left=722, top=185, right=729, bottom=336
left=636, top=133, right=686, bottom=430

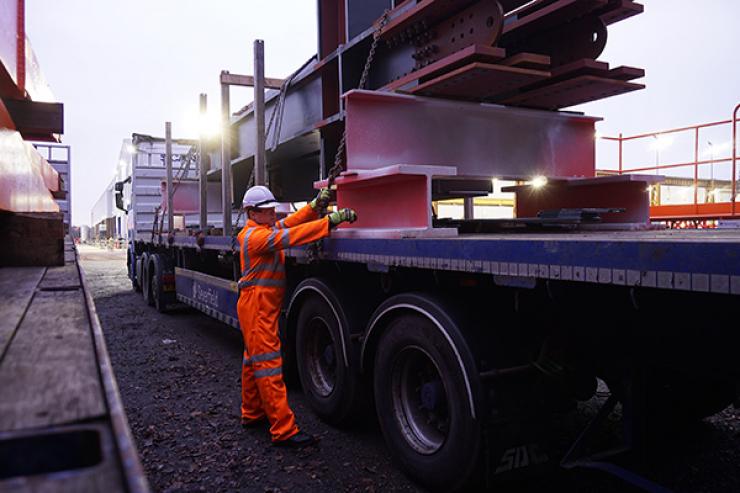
left=307, top=10, right=390, bottom=264
left=324, top=9, right=391, bottom=194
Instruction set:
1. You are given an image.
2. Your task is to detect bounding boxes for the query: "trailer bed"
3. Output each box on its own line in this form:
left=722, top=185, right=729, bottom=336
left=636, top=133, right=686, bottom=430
left=170, top=229, right=740, bottom=295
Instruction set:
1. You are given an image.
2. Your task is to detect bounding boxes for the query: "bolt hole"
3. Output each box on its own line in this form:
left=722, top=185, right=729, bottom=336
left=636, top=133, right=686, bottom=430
left=451, top=37, right=455, bottom=42
left=460, top=33, right=464, bottom=39
left=486, top=16, right=494, bottom=28
left=470, top=28, right=474, bottom=34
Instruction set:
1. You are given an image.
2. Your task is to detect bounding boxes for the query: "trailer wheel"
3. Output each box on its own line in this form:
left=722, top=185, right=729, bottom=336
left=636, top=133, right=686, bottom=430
left=150, top=254, right=175, bottom=313
left=374, top=313, right=482, bottom=492
left=296, top=295, right=364, bottom=426
left=141, top=252, right=154, bottom=306
left=129, top=250, right=141, bottom=292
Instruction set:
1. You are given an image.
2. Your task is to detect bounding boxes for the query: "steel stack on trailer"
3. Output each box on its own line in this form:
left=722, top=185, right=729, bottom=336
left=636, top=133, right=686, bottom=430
left=0, top=1, right=148, bottom=490
left=122, top=1, right=740, bottom=491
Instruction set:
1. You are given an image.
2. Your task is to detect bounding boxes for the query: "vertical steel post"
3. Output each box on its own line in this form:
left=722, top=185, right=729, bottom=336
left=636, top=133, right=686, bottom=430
left=694, top=127, right=699, bottom=211
left=254, top=39, right=266, bottom=186
left=463, top=197, right=474, bottom=219
left=165, top=121, right=174, bottom=233
left=732, top=104, right=739, bottom=216
left=220, top=76, right=232, bottom=235
left=199, top=93, right=208, bottom=231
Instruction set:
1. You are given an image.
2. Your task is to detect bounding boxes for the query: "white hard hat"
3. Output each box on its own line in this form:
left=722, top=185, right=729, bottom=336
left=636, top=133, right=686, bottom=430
left=242, top=185, right=279, bottom=209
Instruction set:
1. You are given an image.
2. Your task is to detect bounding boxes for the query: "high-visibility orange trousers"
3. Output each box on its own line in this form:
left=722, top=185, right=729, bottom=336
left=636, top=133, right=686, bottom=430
left=237, top=285, right=299, bottom=442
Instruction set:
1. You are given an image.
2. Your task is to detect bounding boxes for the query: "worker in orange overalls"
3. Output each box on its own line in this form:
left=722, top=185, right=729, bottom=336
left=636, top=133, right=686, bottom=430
left=237, top=185, right=356, bottom=448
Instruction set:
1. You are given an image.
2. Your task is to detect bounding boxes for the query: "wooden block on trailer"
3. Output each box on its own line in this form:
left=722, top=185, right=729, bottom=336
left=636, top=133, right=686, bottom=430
left=384, top=45, right=507, bottom=92
left=598, top=0, right=643, bottom=25
left=0, top=212, right=64, bottom=267
left=499, top=52, right=551, bottom=70
left=608, top=65, right=644, bottom=81
left=502, top=75, right=644, bottom=110
left=410, top=62, right=550, bottom=100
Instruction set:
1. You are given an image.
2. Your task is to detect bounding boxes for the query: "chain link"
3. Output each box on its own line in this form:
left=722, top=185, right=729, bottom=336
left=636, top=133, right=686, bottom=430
left=325, top=9, right=391, bottom=191
left=307, top=10, right=390, bottom=264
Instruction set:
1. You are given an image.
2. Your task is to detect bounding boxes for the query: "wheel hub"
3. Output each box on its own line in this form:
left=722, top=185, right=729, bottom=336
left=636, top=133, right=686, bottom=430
left=392, top=346, right=449, bottom=455
left=305, top=316, right=337, bottom=398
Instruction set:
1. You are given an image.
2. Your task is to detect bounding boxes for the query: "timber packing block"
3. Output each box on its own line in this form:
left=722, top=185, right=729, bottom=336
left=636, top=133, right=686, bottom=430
left=0, top=211, right=64, bottom=267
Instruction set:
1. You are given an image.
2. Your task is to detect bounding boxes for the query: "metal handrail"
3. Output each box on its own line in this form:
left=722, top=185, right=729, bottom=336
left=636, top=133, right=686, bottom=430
left=596, top=104, right=740, bottom=220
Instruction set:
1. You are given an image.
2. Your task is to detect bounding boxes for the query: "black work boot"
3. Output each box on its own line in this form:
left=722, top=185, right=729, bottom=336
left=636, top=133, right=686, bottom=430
left=241, top=417, right=268, bottom=429
left=273, top=431, right=317, bottom=448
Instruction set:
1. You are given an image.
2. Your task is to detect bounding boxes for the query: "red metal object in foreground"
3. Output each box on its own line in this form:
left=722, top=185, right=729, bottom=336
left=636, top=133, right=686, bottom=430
left=343, top=90, right=597, bottom=178
left=0, top=129, right=60, bottom=213
left=506, top=174, right=661, bottom=225
left=316, top=164, right=456, bottom=236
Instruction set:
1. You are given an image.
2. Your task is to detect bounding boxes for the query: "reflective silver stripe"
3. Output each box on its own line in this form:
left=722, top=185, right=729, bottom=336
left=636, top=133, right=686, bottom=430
left=267, top=230, right=279, bottom=251
left=241, top=227, right=255, bottom=277
left=250, top=351, right=281, bottom=363
left=250, top=263, right=285, bottom=274
left=238, top=278, right=286, bottom=290
left=243, top=357, right=250, bottom=366
left=281, top=229, right=290, bottom=249
left=277, top=219, right=286, bottom=228
left=254, top=367, right=282, bottom=378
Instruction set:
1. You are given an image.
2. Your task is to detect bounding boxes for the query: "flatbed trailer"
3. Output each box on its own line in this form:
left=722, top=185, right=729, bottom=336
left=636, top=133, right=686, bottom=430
left=0, top=238, right=148, bottom=492
left=128, top=223, right=740, bottom=491
left=123, top=1, right=740, bottom=490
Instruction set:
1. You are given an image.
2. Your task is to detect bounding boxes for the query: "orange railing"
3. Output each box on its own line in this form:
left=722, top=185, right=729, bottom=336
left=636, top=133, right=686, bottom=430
left=596, top=103, right=740, bottom=223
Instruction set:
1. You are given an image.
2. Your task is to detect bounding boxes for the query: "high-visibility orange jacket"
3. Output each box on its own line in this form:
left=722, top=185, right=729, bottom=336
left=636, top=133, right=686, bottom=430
left=236, top=204, right=329, bottom=441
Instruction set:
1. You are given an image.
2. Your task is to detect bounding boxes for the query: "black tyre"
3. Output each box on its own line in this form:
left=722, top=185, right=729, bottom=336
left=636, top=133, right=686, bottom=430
left=150, top=254, right=175, bottom=313
left=296, top=295, right=365, bottom=426
left=134, top=255, right=143, bottom=292
left=373, top=314, right=482, bottom=492
left=128, top=249, right=141, bottom=292
left=141, top=252, right=154, bottom=306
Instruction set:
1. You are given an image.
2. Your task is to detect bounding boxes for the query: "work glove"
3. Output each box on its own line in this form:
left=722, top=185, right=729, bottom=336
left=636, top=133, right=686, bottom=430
left=328, top=208, right=357, bottom=227
left=310, top=188, right=332, bottom=211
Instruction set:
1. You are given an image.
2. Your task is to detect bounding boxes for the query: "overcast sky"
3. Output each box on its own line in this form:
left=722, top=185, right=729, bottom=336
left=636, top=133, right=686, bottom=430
left=26, top=0, right=740, bottom=226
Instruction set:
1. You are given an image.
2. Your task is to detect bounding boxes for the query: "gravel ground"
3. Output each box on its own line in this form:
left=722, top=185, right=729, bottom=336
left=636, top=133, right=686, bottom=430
left=79, top=245, right=739, bottom=493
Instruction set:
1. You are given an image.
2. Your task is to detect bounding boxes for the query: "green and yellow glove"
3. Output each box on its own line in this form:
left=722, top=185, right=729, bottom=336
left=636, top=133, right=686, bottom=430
left=328, top=208, right=357, bottom=227
left=310, top=188, right=332, bottom=210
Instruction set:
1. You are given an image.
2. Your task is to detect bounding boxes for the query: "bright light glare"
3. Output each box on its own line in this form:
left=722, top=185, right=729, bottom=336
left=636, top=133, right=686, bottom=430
left=646, top=185, right=653, bottom=193
left=529, top=176, right=548, bottom=189
left=649, top=135, right=673, bottom=151
left=199, top=115, right=222, bottom=138
left=594, top=130, right=602, bottom=140
left=119, top=159, right=127, bottom=167
left=126, top=144, right=137, bottom=153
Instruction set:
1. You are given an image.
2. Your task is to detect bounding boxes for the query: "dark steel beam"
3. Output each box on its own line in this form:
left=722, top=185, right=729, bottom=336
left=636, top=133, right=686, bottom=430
left=2, top=98, right=63, bottom=135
